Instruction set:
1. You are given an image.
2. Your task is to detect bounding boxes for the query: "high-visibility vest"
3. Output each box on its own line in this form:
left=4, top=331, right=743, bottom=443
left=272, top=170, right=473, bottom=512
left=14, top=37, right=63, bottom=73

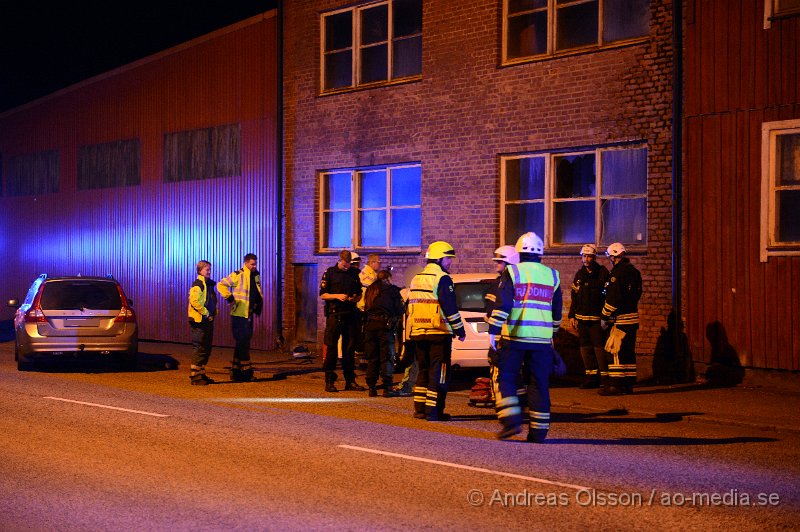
left=188, top=275, right=209, bottom=323
left=502, top=262, right=560, bottom=344
left=218, top=266, right=263, bottom=318
left=406, top=263, right=452, bottom=337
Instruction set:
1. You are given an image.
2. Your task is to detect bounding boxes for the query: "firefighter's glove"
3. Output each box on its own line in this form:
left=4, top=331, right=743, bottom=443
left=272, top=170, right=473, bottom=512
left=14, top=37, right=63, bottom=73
left=226, top=295, right=235, bottom=304
left=489, top=334, right=498, bottom=351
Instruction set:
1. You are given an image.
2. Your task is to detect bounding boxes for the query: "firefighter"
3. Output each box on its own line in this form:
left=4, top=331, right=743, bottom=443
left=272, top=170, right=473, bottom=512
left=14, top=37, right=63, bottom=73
left=488, top=232, right=562, bottom=443
left=568, top=244, right=610, bottom=389
left=187, top=260, right=218, bottom=385
left=485, top=245, right=521, bottom=404
left=600, top=242, right=643, bottom=395
left=217, top=253, right=263, bottom=382
left=320, top=250, right=366, bottom=392
left=406, top=241, right=466, bottom=421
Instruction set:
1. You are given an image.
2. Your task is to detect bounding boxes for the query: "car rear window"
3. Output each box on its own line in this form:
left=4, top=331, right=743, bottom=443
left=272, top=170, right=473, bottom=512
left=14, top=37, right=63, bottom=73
left=454, top=281, right=492, bottom=312
left=40, top=280, right=122, bottom=310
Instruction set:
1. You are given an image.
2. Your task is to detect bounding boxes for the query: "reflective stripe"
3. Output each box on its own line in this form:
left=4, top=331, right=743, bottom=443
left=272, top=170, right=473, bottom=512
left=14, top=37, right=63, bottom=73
left=407, top=264, right=454, bottom=336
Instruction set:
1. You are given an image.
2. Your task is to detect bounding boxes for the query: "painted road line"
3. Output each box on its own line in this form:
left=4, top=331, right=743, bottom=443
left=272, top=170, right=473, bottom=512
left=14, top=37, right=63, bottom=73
left=339, top=444, right=590, bottom=491
left=212, top=397, right=364, bottom=403
left=44, top=397, right=170, bottom=417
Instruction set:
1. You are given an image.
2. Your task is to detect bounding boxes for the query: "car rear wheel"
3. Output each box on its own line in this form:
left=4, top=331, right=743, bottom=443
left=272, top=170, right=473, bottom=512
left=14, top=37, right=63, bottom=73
left=16, top=346, right=35, bottom=371
left=117, top=341, right=138, bottom=371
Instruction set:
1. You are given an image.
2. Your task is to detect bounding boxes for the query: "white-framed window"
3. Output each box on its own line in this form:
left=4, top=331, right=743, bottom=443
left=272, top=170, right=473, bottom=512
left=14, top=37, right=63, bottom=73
left=321, top=0, right=422, bottom=93
left=765, top=0, right=800, bottom=29
left=760, top=120, right=800, bottom=261
left=501, top=145, right=647, bottom=250
left=502, top=0, right=651, bottom=64
left=320, top=163, right=422, bottom=251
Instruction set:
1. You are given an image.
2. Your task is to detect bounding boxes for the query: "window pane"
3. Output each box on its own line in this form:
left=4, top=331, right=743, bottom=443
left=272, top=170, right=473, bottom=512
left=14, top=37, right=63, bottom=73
left=361, top=210, right=387, bottom=247
left=393, top=0, right=422, bottom=37
left=556, top=1, right=599, bottom=51
left=361, top=4, right=388, bottom=45
left=601, top=198, right=647, bottom=245
left=326, top=212, right=352, bottom=248
left=325, top=172, right=351, bottom=210
left=325, top=12, right=352, bottom=51
left=778, top=133, right=800, bottom=185
left=554, top=154, right=596, bottom=198
left=776, top=0, right=800, bottom=15
left=554, top=201, right=595, bottom=244
left=509, top=0, right=548, bottom=15
left=602, top=148, right=647, bottom=195
left=324, top=51, right=353, bottom=90
left=391, top=166, right=421, bottom=206
left=361, top=43, right=388, bottom=83
left=505, top=157, right=545, bottom=201
left=505, top=202, right=544, bottom=242
left=604, top=0, right=650, bottom=42
left=393, top=36, right=422, bottom=78
left=391, top=208, right=421, bottom=247
left=778, top=190, right=800, bottom=242
left=507, top=12, right=548, bottom=59
left=359, top=170, right=387, bottom=208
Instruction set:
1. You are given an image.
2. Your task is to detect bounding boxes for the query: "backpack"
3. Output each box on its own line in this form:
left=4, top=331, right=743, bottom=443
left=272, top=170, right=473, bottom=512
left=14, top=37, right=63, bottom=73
left=468, top=377, right=494, bottom=407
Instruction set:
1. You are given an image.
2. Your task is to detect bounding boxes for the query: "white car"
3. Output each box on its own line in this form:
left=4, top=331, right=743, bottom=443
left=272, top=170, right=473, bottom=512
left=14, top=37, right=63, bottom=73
left=449, top=273, right=497, bottom=369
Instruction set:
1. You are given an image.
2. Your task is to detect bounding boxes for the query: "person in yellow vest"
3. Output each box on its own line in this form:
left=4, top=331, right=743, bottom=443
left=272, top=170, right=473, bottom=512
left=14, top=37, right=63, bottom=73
left=488, top=232, right=562, bottom=442
left=406, top=241, right=466, bottom=421
left=187, top=260, right=217, bottom=385
left=218, top=253, right=263, bottom=382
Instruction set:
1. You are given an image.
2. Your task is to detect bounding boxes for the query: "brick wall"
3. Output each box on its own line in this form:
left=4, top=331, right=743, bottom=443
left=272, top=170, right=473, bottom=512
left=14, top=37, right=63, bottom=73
left=282, top=0, right=675, bottom=356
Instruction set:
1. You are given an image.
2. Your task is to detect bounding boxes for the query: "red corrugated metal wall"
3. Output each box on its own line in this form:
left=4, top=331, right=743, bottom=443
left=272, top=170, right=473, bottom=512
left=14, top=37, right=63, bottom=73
left=684, top=0, right=800, bottom=370
left=0, top=12, right=279, bottom=350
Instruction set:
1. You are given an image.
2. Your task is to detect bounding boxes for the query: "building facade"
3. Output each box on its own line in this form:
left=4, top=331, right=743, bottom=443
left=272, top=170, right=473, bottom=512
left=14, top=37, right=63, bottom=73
left=684, top=0, right=800, bottom=371
left=0, top=13, right=280, bottom=349
left=282, top=0, right=676, bottom=360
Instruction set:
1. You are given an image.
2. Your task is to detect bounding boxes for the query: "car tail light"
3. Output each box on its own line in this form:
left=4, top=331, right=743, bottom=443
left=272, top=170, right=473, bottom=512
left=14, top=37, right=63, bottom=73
left=24, top=285, right=46, bottom=323
left=114, top=306, right=136, bottom=323
left=114, top=284, right=136, bottom=323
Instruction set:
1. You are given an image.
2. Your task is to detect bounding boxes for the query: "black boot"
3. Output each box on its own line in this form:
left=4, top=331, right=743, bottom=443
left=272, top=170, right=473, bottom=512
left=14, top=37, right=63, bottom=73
left=344, top=381, right=366, bottom=391
left=368, top=387, right=378, bottom=397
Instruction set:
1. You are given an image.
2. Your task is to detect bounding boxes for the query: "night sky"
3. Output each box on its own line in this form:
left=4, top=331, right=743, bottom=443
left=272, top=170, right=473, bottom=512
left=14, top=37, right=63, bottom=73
left=0, top=1, right=278, bottom=113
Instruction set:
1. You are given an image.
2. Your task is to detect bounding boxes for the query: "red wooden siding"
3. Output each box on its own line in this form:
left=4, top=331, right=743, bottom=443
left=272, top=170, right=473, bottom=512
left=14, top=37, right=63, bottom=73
left=0, top=13, right=279, bottom=350
left=685, top=0, right=800, bottom=370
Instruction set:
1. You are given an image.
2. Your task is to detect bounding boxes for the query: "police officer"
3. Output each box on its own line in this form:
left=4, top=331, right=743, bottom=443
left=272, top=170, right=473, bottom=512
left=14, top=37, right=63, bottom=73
left=600, top=242, right=643, bottom=395
left=218, top=253, right=263, bottom=382
left=488, top=232, right=562, bottom=443
left=320, top=250, right=366, bottom=392
left=187, top=260, right=217, bottom=385
left=406, top=241, right=466, bottom=421
left=568, top=244, right=610, bottom=389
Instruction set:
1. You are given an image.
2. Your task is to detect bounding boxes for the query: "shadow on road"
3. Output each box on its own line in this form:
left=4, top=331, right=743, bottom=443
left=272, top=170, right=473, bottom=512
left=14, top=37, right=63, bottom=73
left=19, top=352, right=179, bottom=374
left=540, top=435, right=778, bottom=445
left=552, top=411, right=705, bottom=424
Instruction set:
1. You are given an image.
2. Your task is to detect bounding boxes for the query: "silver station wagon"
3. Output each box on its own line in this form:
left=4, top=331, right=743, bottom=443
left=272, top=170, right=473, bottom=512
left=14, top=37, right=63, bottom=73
left=9, top=275, right=138, bottom=371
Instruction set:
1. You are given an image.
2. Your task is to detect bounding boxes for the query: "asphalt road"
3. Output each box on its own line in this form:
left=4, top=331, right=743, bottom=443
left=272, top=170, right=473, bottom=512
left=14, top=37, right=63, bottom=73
left=1, top=341, right=798, bottom=530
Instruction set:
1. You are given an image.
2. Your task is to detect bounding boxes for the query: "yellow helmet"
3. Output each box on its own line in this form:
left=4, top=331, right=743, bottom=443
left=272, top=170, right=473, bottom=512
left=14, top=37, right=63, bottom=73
left=425, top=241, right=456, bottom=260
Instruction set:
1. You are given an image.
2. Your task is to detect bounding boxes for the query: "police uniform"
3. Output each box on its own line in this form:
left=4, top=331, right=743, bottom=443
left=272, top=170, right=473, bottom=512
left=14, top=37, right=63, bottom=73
left=568, top=262, right=610, bottom=387
left=406, top=262, right=465, bottom=420
left=488, top=258, right=562, bottom=442
left=319, top=264, right=362, bottom=388
left=601, top=257, right=642, bottom=394
left=218, top=265, right=263, bottom=382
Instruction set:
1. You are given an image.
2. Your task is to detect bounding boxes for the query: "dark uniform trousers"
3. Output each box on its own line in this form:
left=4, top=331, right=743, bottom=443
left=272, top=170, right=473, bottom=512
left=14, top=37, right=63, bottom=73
left=577, top=320, right=608, bottom=383
left=230, top=316, right=254, bottom=374
left=323, top=311, right=358, bottom=383
left=608, top=324, right=638, bottom=392
left=364, top=320, right=394, bottom=389
left=496, top=344, right=553, bottom=442
left=190, top=320, right=214, bottom=376
left=412, top=336, right=452, bottom=420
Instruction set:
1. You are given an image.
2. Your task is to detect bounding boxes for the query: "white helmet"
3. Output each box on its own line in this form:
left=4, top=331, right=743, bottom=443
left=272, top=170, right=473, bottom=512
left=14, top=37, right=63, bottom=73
left=605, top=242, right=626, bottom=257
left=492, top=245, right=520, bottom=265
left=580, top=244, right=597, bottom=256
left=350, top=251, right=361, bottom=264
left=515, top=232, right=544, bottom=255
